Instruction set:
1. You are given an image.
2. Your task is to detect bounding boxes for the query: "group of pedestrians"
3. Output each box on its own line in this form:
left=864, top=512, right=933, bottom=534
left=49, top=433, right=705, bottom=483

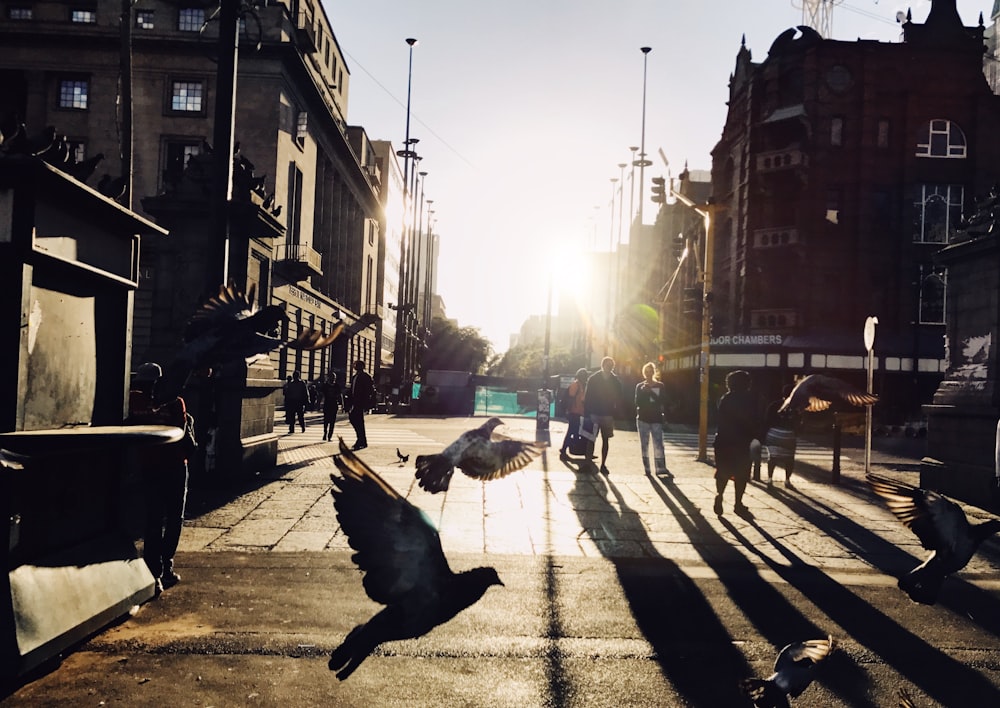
left=558, top=360, right=799, bottom=520
left=282, top=360, right=375, bottom=450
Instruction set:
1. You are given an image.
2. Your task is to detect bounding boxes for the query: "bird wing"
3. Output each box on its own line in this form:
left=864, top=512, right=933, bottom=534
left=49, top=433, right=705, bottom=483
left=331, top=439, right=452, bottom=605
left=780, top=374, right=878, bottom=413
left=184, top=283, right=257, bottom=340
left=867, top=474, right=958, bottom=552
left=456, top=437, right=546, bottom=481
left=286, top=321, right=346, bottom=350
left=774, top=636, right=835, bottom=671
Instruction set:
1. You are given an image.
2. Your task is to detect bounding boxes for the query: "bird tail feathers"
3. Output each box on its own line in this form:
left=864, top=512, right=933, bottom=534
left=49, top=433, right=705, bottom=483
left=738, top=678, right=787, bottom=707
left=328, top=624, right=374, bottom=681
left=414, top=454, right=455, bottom=494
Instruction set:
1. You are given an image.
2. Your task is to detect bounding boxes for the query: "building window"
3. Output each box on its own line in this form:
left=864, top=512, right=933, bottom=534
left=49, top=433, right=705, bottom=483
left=295, top=110, right=308, bottom=148
left=162, top=139, right=202, bottom=188
left=286, top=162, right=303, bottom=245
left=918, top=267, right=947, bottom=324
left=58, top=79, right=89, bottom=110
left=177, top=7, right=204, bottom=32
left=8, top=7, right=32, bottom=20
left=71, top=8, right=97, bottom=23
left=136, top=10, right=154, bottom=29
left=366, top=255, right=373, bottom=314
left=913, top=184, right=964, bottom=243
left=170, top=80, right=204, bottom=113
left=877, top=118, right=890, bottom=148
left=830, top=117, right=844, bottom=146
left=916, top=119, right=966, bottom=158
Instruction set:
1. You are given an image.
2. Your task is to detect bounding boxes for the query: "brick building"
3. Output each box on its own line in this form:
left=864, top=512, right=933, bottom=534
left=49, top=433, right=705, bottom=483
left=658, top=0, right=1000, bottom=424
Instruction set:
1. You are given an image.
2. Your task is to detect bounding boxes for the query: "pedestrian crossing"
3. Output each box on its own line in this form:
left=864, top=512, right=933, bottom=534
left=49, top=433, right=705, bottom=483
left=277, top=419, right=442, bottom=448
left=661, top=432, right=831, bottom=464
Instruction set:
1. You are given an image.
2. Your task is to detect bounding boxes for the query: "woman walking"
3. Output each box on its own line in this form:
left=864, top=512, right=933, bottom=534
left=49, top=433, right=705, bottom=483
left=713, top=370, right=758, bottom=518
left=635, top=361, right=669, bottom=477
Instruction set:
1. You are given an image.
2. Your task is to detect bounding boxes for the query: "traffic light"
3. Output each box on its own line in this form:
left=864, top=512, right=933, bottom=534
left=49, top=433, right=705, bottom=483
left=682, top=286, right=702, bottom=316
left=650, top=176, right=666, bottom=204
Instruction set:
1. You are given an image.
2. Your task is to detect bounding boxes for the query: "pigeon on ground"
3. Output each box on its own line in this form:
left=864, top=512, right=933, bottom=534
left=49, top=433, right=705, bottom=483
left=154, top=283, right=344, bottom=403
left=414, top=417, right=546, bottom=494
left=777, top=374, right=878, bottom=414
left=396, top=448, right=409, bottom=465
left=867, top=473, right=1000, bottom=604
left=328, top=439, right=504, bottom=680
left=740, top=636, right=836, bottom=707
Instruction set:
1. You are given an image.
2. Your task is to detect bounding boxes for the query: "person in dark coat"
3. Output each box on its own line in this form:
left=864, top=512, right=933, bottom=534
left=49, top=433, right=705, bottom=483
left=349, top=360, right=374, bottom=451
left=584, top=356, right=624, bottom=475
left=283, top=371, right=308, bottom=433
left=713, top=370, right=758, bottom=518
left=321, top=372, right=344, bottom=442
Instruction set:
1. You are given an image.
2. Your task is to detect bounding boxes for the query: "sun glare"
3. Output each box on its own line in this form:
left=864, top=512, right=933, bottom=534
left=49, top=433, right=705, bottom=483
left=550, top=245, right=592, bottom=309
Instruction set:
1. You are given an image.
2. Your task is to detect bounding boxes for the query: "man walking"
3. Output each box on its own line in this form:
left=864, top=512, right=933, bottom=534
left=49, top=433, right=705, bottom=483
left=349, top=359, right=374, bottom=450
left=584, top=356, right=623, bottom=476
left=283, top=371, right=308, bottom=434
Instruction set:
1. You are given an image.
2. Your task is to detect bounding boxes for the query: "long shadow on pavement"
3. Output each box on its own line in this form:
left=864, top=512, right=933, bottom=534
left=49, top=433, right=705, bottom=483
left=763, top=482, right=1000, bottom=705
left=643, top=472, right=874, bottom=707
left=562, top=458, right=750, bottom=706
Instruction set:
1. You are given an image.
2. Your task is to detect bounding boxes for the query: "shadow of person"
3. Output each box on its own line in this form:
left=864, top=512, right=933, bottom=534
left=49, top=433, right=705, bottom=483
left=566, top=471, right=751, bottom=705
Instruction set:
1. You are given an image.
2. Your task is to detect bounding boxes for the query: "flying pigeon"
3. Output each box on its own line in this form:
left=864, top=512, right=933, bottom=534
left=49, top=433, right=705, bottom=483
left=396, top=448, right=409, bottom=465
left=1, top=448, right=28, bottom=470
left=867, top=473, right=1000, bottom=605
left=328, top=439, right=504, bottom=680
left=777, top=374, right=878, bottom=414
left=154, top=282, right=344, bottom=403
left=414, top=417, right=546, bottom=494
left=740, top=636, right=836, bottom=707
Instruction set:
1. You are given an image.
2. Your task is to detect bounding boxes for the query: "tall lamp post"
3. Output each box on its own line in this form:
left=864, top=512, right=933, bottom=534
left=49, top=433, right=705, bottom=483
left=393, top=38, right=418, bottom=407
left=616, top=162, right=627, bottom=352
left=628, top=146, right=639, bottom=226
left=605, top=177, right=618, bottom=356
left=636, top=47, right=653, bottom=227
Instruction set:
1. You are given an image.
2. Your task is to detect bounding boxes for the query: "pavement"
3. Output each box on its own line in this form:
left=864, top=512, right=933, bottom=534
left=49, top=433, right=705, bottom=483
left=3, top=413, right=1000, bottom=706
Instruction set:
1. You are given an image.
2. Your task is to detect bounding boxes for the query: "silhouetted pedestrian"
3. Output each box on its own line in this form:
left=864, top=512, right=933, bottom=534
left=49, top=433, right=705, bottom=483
left=349, top=360, right=374, bottom=450
left=321, top=372, right=344, bottom=442
left=584, top=356, right=623, bottom=475
left=284, top=371, right=308, bottom=433
left=713, top=370, right=757, bottom=517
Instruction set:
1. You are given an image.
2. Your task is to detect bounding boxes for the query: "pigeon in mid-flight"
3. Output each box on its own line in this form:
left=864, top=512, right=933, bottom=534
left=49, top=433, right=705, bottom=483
left=867, top=473, right=1000, bottom=605
left=777, top=374, right=878, bottom=414
left=154, top=283, right=344, bottom=403
left=328, top=439, right=504, bottom=680
left=740, top=635, right=836, bottom=707
left=414, top=417, right=546, bottom=494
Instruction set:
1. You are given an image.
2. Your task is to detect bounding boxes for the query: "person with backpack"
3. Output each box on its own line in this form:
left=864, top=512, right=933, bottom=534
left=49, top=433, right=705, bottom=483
left=559, top=368, right=589, bottom=460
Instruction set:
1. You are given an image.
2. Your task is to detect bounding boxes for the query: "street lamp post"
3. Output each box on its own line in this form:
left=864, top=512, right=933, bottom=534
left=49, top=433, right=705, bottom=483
left=636, top=47, right=653, bottom=227
left=628, top=146, right=639, bottom=226
left=606, top=177, right=618, bottom=356
left=393, top=38, right=418, bottom=407
left=616, top=162, right=627, bottom=346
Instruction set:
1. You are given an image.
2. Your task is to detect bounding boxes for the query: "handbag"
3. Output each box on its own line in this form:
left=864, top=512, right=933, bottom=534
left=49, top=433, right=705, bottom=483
left=580, top=415, right=597, bottom=442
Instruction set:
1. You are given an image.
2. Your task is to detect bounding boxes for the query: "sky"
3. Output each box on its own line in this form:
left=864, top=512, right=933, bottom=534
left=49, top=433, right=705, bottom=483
left=322, top=0, right=989, bottom=353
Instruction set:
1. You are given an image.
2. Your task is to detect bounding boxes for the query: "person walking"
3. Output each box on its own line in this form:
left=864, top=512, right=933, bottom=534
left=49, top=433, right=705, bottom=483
left=127, top=362, right=190, bottom=596
left=584, top=356, right=623, bottom=475
left=559, top=368, right=589, bottom=460
left=321, top=372, right=344, bottom=442
left=349, top=359, right=374, bottom=451
left=763, top=383, right=799, bottom=487
left=635, top=361, right=670, bottom=477
left=283, top=371, right=308, bottom=434
left=713, top=370, right=758, bottom=518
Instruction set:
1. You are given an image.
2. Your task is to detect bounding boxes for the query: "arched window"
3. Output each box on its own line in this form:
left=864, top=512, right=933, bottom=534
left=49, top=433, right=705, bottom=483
left=919, top=268, right=947, bottom=325
left=916, top=119, right=966, bottom=158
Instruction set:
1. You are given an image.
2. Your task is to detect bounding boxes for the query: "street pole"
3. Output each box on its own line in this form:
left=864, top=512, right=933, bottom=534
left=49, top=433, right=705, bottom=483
left=537, top=270, right=553, bottom=444
left=606, top=177, right=618, bottom=356
left=393, top=38, right=417, bottom=407
left=671, top=183, right=714, bottom=461
left=636, top=47, right=652, bottom=227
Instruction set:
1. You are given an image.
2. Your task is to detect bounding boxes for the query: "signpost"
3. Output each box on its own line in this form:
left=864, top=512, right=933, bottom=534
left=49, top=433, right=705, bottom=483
left=864, top=316, right=878, bottom=474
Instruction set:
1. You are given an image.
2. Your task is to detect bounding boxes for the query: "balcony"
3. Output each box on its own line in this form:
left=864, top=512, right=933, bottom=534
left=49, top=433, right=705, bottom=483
left=275, top=242, right=323, bottom=282
left=295, top=11, right=318, bottom=54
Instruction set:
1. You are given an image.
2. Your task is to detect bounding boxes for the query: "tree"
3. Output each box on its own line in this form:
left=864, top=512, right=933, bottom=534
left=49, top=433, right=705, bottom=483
left=494, top=343, right=587, bottom=379
left=419, top=317, right=494, bottom=375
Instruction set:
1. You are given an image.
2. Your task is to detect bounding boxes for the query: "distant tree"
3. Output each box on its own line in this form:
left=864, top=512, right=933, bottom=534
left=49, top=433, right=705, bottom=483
left=419, top=317, right=493, bottom=375
left=494, top=343, right=587, bottom=379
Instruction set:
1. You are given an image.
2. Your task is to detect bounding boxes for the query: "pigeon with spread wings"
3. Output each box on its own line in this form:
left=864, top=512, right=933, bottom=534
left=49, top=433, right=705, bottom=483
left=867, top=473, right=1000, bottom=604
left=154, top=283, right=344, bottom=403
left=414, top=417, right=546, bottom=494
left=777, top=374, right=878, bottom=414
left=740, top=636, right=836, bottom=707
left=328, top=439, right=503, bottom=680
